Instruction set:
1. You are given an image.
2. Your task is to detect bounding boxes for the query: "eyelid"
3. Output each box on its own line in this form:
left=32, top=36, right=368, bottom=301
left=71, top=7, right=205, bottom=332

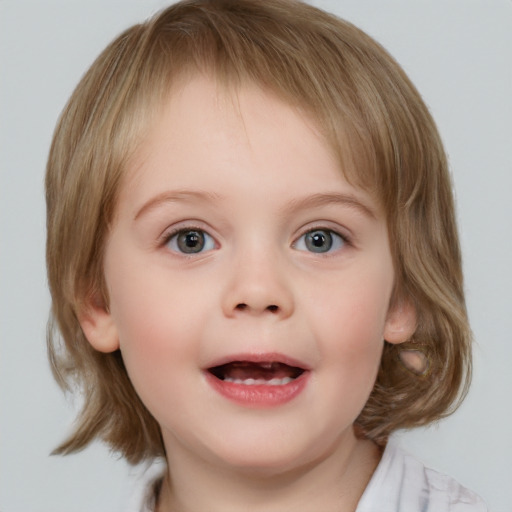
left=167, top=231, right=215, bottom=256
left=293, top=222, right=352, bottom=245
left=159, top=222, right=219, bottom=252
left=295, top=230, right=344, bottom=252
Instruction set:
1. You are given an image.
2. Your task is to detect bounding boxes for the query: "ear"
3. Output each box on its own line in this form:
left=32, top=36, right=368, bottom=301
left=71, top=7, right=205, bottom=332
left=383, top=298, right=417, bottom=345
left=77, top=292, right=120, bottom=353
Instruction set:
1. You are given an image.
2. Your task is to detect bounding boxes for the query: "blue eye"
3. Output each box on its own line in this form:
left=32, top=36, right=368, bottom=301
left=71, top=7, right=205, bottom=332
left=294, top=229, right=345, bottom=253
left=166, top=229, right=215, bottom=254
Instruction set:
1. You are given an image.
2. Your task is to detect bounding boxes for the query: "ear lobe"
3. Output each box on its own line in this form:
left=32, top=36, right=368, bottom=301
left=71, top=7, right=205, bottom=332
left=77, top=294, right=120, bottom=353
left=384, top=298, right=417, bottom=345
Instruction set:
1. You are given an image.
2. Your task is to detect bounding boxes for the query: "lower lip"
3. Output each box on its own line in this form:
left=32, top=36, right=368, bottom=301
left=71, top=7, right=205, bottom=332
left=205, top=372, right=309, bottom=408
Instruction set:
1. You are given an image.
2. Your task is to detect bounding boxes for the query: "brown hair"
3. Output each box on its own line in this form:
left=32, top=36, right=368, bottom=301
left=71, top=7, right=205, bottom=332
left=46, top=0, right=471, bottom=464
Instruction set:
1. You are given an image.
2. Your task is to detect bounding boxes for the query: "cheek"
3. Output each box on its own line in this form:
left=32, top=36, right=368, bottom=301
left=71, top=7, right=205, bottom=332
left=310, top=271, right=392, bottom=346
left=108, top=255, right=204, bottom=345
left=297, top=272, right=391, bottom=436
left=305, top=264, right=393, bottom=384
left=106, top=265, right=206, bottom=400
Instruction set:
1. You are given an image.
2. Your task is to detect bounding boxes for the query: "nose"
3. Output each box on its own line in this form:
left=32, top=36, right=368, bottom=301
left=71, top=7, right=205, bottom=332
left=221, top=249, right=294, bottom=320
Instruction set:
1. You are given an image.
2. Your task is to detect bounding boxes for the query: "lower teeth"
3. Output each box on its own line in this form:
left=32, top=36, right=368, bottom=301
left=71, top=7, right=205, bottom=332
left=224, top=377, right=293, bottom=386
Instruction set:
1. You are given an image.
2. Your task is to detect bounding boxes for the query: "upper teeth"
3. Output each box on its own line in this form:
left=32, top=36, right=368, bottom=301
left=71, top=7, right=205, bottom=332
left=224, top=377, right=293, bottom=386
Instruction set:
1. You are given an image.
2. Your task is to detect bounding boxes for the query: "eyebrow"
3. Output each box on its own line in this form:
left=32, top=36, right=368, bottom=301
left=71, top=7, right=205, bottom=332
left=133, top=189, right=377, bottom=222
left=281, top=192, right=377, bottom=219
left=133, top=190, right=224, bottom=221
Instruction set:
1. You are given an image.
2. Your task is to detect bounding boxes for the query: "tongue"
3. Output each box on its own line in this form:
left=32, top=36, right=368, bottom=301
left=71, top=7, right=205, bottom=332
left=216, top=362, right=301, bottom=381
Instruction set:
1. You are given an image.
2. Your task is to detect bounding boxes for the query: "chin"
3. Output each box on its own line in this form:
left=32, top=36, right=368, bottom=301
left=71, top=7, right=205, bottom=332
left=204, top=429, right=336, bottom=478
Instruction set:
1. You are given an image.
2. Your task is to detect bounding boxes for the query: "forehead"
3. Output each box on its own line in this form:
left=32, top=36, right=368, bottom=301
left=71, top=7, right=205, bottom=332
left=122, top=73, right=378, bottom=212
left=133, top=75, right=331, bottom=167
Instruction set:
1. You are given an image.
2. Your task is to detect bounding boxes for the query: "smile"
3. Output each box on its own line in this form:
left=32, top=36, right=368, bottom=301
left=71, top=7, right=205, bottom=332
left=205, top=356, right=309, bottom=407
left=209, top=361, right=304, bottom=384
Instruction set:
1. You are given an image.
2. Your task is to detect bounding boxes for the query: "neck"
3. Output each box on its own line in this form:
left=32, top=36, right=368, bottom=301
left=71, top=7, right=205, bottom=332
left=156, top=433, right=381, bottom=512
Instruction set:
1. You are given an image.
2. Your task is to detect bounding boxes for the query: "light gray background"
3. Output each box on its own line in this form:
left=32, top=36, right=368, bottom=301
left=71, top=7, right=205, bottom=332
left=1, top=1, right=511, bottom=511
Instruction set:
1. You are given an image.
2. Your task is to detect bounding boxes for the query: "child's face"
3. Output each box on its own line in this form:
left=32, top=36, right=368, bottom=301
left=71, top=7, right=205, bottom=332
left=83, top=75, right=415, bottom=473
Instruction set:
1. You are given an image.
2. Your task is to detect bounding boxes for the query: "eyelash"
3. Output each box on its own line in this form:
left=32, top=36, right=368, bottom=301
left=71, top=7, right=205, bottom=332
left=160, top=224, right=352, bottom=256
left=293, top=227, right=351, bottom=254
left=161, top=226, right=216, bottom=255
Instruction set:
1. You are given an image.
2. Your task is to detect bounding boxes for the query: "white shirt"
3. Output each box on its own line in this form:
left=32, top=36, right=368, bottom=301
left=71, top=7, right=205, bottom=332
left=356, top=441, right=487, bottom=511
left=123, top=442, right=487, bottom=511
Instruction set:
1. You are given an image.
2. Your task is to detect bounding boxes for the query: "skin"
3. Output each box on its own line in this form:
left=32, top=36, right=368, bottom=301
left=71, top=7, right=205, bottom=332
left=80, top=75, right=416, bottom=512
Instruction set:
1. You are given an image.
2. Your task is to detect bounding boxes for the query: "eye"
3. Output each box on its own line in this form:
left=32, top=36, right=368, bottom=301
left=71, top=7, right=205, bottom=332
left=294, top=229, right=346, bottom=254
left=166, top=229, right=215, bottom=254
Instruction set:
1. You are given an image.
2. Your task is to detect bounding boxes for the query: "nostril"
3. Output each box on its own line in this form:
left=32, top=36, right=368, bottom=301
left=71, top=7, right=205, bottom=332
left=234, top=303, right=279, bottom=313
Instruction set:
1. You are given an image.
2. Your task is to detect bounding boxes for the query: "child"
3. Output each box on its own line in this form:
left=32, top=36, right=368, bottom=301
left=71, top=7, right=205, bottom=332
left=45, top=0, right=487, bottom=510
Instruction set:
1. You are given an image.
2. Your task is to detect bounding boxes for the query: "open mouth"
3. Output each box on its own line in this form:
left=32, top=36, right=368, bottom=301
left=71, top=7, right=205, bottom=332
left=208, top=361, right=305, bottom=386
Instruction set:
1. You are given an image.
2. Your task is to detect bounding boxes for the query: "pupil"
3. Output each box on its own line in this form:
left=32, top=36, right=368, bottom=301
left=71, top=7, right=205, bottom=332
left=185, top=233, right=199, bottom=247
left=312, top=233, right=325, bottom=246
left=306, top=230, right=332, bottom=253
left=178, top=230, right=204, bottom=253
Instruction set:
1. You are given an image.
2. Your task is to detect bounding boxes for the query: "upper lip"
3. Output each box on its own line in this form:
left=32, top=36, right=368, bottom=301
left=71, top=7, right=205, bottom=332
left=203, top=352, right=311, bottom=372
